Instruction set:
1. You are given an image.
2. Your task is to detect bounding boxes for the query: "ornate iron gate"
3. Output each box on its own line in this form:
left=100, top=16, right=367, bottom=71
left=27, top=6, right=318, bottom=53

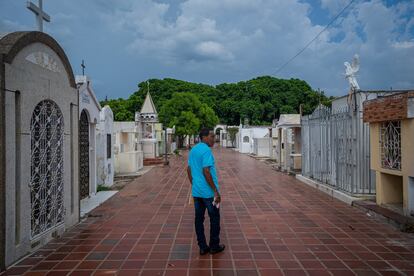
left=30, top=100, right=64, bottom=238
left=79, top=110, right=89, bottom=200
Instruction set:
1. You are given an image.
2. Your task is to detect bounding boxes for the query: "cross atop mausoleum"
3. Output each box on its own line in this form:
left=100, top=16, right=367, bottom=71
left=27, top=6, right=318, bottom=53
left=27, top=0, right=50, bottom=32
left=81, top=60, right=86, bottom=76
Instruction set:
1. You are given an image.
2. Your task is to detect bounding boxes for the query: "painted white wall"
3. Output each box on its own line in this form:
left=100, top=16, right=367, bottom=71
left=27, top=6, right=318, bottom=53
left=113, top=122, right=143, bottom=174
left=114, top=151, right=143, bottom=174
left=142, top=140, right=157, bottom=158
left=240, top=127, right=269, bottom=154
left=96, top=106, right=114, bottom=187
left=253, top=137, right=272, bottom=157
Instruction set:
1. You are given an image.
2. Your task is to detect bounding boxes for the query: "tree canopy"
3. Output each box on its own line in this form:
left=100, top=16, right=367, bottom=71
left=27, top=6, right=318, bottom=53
left=100, top=76, right=332, bottom=125
left=159, top=92, right=219, bottom=138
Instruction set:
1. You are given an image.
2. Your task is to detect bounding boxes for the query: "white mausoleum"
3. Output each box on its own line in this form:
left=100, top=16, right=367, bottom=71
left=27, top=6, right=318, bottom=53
left=0, top=32, right=79, bottom=269
left=113, top=121, right=143, bottom=174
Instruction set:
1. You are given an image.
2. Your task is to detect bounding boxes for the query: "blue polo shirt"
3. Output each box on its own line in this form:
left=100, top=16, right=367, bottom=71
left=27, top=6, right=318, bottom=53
left=188, top=142, right=219, bottom=198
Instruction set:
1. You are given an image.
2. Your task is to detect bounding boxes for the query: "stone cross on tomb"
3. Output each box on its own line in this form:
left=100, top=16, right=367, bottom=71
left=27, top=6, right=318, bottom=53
left=27, top=0, right=50, bottom=32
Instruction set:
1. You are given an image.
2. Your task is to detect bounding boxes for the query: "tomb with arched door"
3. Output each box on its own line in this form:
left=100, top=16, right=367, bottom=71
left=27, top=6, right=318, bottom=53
left=0, top=32, right=79, bottom=269
left=77, top=75, right=101, bottom=200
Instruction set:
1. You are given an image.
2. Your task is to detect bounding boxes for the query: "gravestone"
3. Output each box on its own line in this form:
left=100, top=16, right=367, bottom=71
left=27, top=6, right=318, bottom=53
left=0, top=32, right=79, bottom=268
left=77, top=75, right=101, bottom=199
left=96, top=105, right=114, bottom=187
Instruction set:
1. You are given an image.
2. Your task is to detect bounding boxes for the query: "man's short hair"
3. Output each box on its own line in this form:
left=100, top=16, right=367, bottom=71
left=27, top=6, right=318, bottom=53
left=199, top=127, right=213, bottom=140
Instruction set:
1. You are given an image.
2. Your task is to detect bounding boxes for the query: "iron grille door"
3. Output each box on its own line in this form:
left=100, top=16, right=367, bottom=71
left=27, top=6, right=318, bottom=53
left=79, top=110, right=90, bottom=200
left=30, top=100, right=64, bottom=238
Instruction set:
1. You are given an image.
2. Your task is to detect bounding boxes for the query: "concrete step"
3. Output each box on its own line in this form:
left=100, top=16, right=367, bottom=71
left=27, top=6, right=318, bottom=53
left=144, top=158, right=164, bottom=166
left=353, top=200, right=414, bottom=233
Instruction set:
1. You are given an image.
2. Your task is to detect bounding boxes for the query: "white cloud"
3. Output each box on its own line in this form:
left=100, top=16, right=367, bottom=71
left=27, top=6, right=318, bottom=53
left=39, top=0, right=413, bottom=95
left=320, top=0, right=350, bottom=14
left=393, top=41, right=414, bottom=49
left=6, top=0, right=408, bottom=97
left=195, top=41, right=234, bottom=61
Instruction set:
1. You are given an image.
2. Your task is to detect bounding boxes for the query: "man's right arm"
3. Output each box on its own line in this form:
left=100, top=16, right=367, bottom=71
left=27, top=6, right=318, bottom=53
left=203, top=167, right=220, bottom=203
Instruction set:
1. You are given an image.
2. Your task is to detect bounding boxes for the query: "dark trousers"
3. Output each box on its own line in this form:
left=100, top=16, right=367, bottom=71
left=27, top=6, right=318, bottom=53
left=194, top=197, right=220, bottom=250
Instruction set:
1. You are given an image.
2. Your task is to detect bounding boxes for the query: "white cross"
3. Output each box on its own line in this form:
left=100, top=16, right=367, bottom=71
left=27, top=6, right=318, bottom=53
left=27, top=0, right=50, bottom=32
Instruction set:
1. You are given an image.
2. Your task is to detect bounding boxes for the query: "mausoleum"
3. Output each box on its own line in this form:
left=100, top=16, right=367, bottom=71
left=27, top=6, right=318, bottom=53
left=363, top=91, right=414, bottom=216
left=77, top=75, right=101, bottom=200
left=135, top=92, right=159, bottom=159
left=237, top=125, right=270, bottom=154
left=113, top=121, right=143, bottom=174
left=276, top=114, right=301, bottom=172
left=0, top=32, right=79, bottom=268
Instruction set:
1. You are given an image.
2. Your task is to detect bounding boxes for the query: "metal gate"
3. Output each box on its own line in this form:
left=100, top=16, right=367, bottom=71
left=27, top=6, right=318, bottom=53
left=301, top=104, right=374, bottom=195
left=79, top=110, right=89, bottom=200
left=30, top=100, right=64, bottom=238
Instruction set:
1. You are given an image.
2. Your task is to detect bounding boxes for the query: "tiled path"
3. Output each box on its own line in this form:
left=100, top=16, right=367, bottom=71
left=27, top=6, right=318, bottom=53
left=3, top=148, right=414, bottom=276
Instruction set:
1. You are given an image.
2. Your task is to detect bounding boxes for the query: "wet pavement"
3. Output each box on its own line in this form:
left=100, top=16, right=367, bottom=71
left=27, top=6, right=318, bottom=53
left=3, top=147, right=414, bottom=276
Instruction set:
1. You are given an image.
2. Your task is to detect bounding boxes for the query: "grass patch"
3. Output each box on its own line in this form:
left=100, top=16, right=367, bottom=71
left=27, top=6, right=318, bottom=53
left=97, top=185, right=113, bottom=192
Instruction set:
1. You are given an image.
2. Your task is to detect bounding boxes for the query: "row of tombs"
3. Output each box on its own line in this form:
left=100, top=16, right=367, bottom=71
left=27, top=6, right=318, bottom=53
left=0, top=32, right=175, bottom=269
left=217, top=90, right=414, bottom=219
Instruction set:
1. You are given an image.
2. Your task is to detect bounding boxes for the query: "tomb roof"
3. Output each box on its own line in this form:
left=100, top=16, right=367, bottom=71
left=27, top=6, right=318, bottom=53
left=140, top=92, right=157, bottom=114
left=0, top=31, right=76, bottom=88
left=76, top=75, right=102, bottom=111
left=277, top=114, right=301, bottom=127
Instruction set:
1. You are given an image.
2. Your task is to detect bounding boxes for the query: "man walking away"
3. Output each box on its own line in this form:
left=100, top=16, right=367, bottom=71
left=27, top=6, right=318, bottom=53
left=187, top=128, right=225, bottom=255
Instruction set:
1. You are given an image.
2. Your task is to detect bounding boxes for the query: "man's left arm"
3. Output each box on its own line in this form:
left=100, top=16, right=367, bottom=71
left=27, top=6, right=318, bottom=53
left=187, top=166, right=192, bottom=185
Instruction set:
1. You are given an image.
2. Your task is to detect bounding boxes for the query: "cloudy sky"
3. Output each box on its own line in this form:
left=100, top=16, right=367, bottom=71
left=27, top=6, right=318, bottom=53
left=1, top=0, right=413, bottom=99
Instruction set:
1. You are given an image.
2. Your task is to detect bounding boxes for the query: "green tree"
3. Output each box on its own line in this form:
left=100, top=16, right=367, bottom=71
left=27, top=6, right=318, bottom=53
left=227, top=127, right=239, bottom=147
left=159, top=92, right=219, bottom=147
left=171, top=111, right=200, bottom=145
left=102, top=76, right=331, bottom=125
left=100, top=98, right=134, bottom=121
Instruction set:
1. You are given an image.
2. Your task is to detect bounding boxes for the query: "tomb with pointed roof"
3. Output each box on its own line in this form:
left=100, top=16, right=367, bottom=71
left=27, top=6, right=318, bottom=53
left=135, top=92, right=161, bottom=159
left=136, top=92, right=158, bottom=124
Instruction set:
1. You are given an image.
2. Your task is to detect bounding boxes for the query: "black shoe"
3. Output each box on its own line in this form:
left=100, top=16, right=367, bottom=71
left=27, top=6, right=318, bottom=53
left=209, top=244, right=225, bottom=254
left=200, top=247, right=210, bottom=255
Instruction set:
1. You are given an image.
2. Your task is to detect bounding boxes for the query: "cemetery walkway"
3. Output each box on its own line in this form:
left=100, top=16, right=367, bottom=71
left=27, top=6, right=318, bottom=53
left=4, top=147, right=414, bottom=276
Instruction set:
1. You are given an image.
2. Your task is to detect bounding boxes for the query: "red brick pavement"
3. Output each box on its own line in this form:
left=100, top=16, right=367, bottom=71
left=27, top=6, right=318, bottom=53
left=2, top=147, right=414, bottom=276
